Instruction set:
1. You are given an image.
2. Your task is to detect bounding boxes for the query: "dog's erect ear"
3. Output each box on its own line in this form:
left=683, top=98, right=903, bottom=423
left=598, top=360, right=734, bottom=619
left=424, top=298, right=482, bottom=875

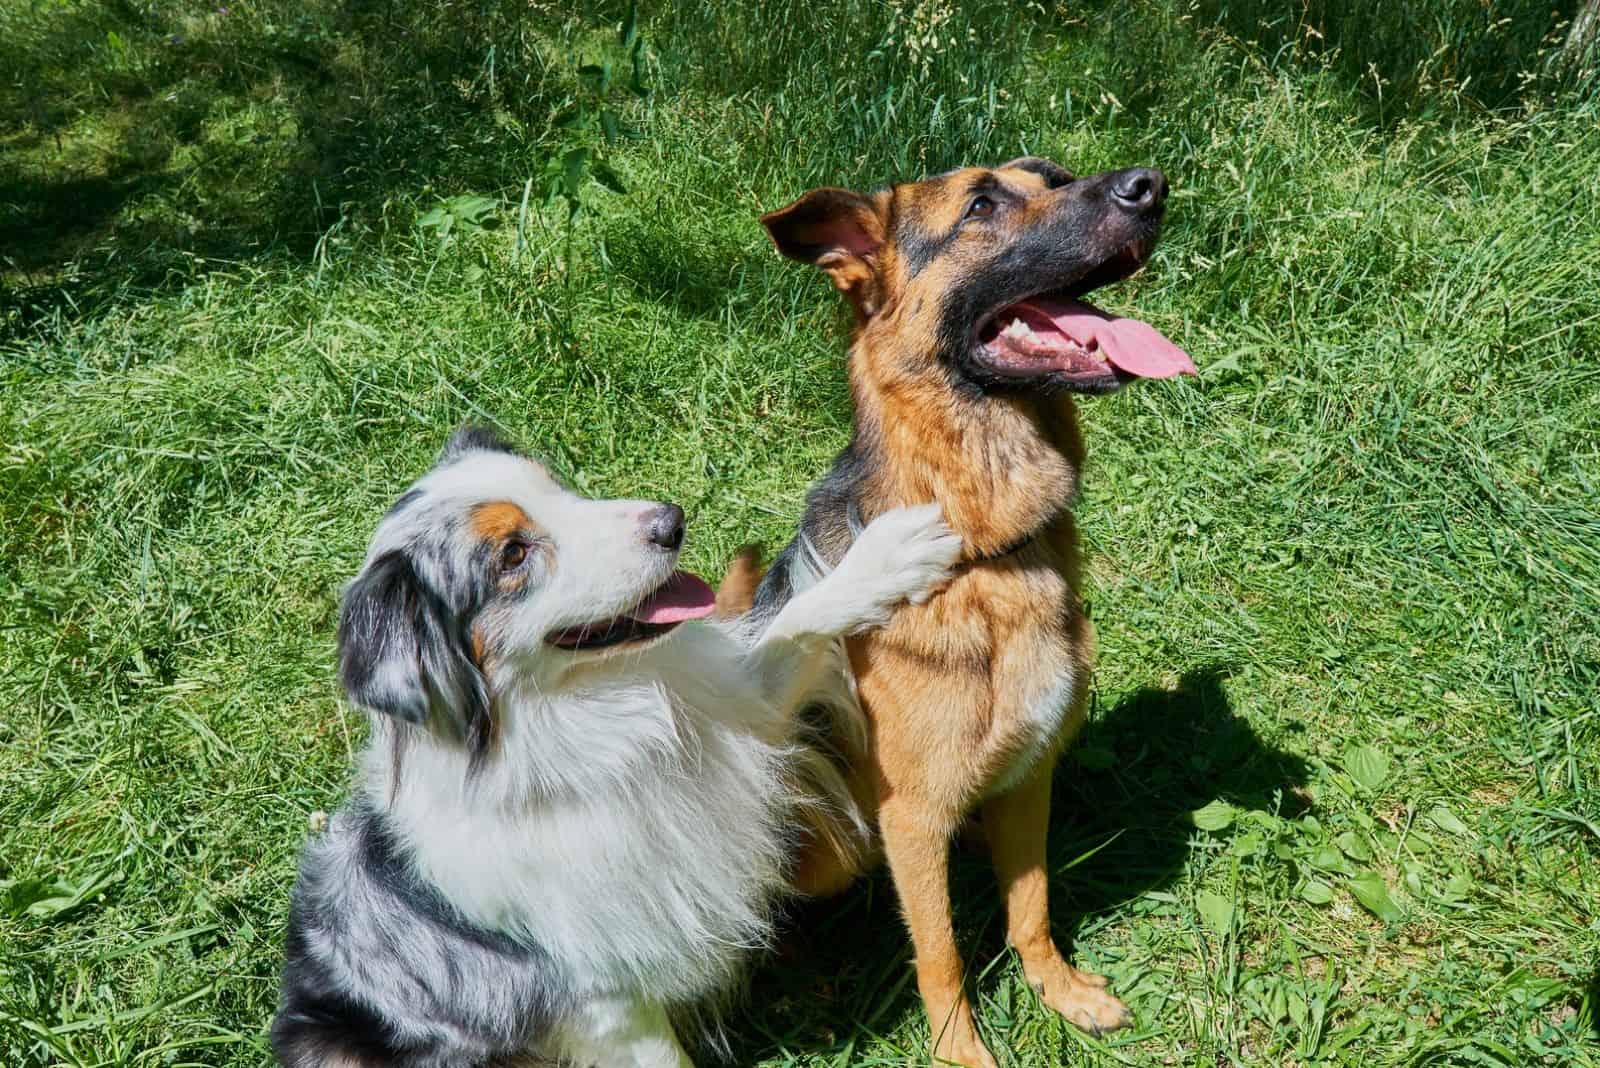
left=338, top=549, right=492, bottom=758
left=440, top=424, right=518, bottom=464
left=761, top=188, right=890, bottom=319
left=999, top=156, right=1075, bottom=189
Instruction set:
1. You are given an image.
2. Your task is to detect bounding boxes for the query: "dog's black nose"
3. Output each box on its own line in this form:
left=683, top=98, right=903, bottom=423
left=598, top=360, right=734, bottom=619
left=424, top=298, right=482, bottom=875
left=1108, top=168, right=1167, bottom=215
left=644, top=504, right=685, bottom=551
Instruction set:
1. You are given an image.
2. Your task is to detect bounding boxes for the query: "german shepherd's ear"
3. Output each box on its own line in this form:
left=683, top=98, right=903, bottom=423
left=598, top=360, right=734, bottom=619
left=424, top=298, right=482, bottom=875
left=338, top=549, right=492, bottom=758
left=999, top=156, right=1075, bottom=189
left=761, top=188, right=890, bottom=319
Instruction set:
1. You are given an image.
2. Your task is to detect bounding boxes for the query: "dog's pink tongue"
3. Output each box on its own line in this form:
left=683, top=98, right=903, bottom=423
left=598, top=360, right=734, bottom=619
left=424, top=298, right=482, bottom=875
left=632, top=571, right=717, bottom=624
left=1019, top=297, right=1197, bottom=379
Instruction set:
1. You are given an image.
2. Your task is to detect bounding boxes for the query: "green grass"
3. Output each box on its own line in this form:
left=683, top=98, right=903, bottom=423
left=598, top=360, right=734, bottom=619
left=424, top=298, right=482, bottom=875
left=3, top=0, right=1599, bottom=1065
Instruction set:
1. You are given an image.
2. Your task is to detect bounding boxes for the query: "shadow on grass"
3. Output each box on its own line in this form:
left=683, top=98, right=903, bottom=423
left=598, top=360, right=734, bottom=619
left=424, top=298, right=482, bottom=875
left=1077, top=0, right=1571, bottom=126
left=0, top=0, right=622, bottom=334
left=601, top=219, right=765, bottom=320
left=732, top=666, right=1309, bottom=1060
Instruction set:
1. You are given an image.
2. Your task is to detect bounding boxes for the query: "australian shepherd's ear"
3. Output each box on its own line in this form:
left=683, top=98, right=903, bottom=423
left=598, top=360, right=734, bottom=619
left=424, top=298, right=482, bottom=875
left=337, top=549, right=492, bottom=758
left=439, top=423, right=518, bottom=464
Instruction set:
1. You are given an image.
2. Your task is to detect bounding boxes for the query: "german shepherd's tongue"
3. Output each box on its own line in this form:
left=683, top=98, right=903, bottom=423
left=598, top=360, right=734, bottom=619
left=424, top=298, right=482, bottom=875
left=1009, top=296, right=1197, bottom=379
left=631, top=571, right=717, bottom=624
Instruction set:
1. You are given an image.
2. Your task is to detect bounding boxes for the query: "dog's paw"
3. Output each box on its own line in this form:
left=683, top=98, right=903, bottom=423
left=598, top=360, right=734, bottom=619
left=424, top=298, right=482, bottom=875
left=845, top=503, right=962, bottom=612
left=1029, top=963, right=1132, bottom=1037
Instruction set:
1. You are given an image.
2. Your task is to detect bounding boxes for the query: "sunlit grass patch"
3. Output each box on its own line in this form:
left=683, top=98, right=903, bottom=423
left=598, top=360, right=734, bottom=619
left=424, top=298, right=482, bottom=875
left=2, top=1, right=1597, bottom=1065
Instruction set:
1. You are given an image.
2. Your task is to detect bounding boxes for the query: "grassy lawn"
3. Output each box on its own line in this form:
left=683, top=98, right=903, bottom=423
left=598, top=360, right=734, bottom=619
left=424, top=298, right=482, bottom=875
left=3, top=0, right=1598, bottom=1064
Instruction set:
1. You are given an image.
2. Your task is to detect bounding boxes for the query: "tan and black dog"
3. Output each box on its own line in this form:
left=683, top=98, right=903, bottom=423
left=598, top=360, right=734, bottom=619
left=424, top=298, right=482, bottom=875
left=727, top=158, right=1195, bottom=1066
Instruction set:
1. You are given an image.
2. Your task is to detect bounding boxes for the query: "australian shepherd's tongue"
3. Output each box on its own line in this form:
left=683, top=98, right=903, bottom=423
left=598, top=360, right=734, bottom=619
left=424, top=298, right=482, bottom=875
left=632, top=571, right=717, bottom=624
left=1004, top=296, right=1196, bottom=379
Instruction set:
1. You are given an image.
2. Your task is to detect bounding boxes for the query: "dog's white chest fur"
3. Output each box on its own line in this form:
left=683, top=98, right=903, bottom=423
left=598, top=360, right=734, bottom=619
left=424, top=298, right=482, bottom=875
left=988, top=667, right=1077, bottom=797
left=374, top=629, right=794, bottom=1003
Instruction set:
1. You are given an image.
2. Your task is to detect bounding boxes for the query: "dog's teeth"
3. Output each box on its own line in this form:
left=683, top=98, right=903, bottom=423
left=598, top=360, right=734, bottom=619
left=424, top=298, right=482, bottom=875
left=1003, top=318, right=1032, bottom=338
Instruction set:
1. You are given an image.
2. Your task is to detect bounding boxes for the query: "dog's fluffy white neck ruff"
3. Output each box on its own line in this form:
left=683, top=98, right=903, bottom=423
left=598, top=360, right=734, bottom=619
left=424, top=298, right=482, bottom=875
left=359, top=621, right=794, bottom=1005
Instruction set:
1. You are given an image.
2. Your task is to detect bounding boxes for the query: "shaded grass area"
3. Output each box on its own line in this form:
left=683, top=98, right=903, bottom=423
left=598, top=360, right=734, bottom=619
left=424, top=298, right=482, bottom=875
left=3, top=1, right=1598, bottom=1065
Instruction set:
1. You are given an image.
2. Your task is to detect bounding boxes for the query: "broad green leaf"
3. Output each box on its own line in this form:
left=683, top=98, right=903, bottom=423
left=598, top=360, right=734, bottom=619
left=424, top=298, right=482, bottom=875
left=1347, top=871, right=1404, bottom=922
left=1265, top=980, right=1288, bottom=1023
left=1426, top=805, right=1471, bottom=836
left=446, top=194, right=496, bottom=224
left=1229, top=830, right=1265, bottom=857
left=1191, top=799, right=1236, bottom=831
left=1196, top=890, right=1235, bottom=935
left=1286, top=985, right=1309, bottom=1030
left=1310, top=846, right=1356, bottom=875
left=2, top=878, right=60, bottom=918
left=1300, top=880, right=1335, bottom=905
left=562, top=148, right=592, bottom=201
left=629, top=36, right=649, bottom=96
left=5, top=863, right=121, bottom=922
left=1344, top=744, right=1390, bottom=791
left=1335, top=830, right=1371, bottom=861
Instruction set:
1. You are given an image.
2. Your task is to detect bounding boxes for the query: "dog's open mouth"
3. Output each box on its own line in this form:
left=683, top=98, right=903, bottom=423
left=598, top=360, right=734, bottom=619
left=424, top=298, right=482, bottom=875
left=546, top=571, right=717, bottom=651
left=976, top=293, right=1196, bottom=382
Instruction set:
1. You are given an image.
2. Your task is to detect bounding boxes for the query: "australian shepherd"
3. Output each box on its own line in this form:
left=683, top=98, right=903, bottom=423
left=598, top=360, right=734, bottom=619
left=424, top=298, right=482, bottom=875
left=270, top=426, right=959, bottom=1068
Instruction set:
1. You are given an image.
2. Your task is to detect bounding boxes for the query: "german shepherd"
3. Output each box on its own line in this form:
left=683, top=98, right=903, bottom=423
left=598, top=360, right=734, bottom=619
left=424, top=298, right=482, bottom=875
left=729, top=158, right=1195, bottom=1066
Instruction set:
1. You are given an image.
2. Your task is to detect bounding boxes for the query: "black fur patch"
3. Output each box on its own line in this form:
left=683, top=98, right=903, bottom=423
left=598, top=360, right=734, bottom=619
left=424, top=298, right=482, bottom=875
left=1005, top=156, right=1075, bottom=188
left=753, top=437, right=876, bottom=617
left=355, top=806, right=534, bottom=958
left=440, top=424, right=519, bottom=463
left=384, top=488, right=424, bottom=519
left=272, top=949, right=409, bottom=1068
left=337, top=550, right=494, bottom=761
left=897, top=216, right=961, bottom=278
left=271, top=805, right=565, bottom=1068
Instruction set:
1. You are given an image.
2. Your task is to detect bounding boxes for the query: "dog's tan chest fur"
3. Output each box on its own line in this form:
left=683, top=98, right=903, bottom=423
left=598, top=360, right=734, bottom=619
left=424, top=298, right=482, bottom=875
left=849, top=520, right=1092, bottom=815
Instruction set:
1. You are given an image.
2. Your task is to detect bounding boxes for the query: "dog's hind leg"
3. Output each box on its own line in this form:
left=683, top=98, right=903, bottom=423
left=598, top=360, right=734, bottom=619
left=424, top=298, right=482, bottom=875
left=983, top=761, right=1131, bottom=1036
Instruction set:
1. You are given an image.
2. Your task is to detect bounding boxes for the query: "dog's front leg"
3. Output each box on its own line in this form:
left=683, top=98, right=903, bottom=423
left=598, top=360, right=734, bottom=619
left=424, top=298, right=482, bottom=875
left=879, top=798, right=998, bottom=1068
left=749, top=504, right=957, bottom=709
left=984, top=761, right=1130, bottom=1036
left=758, top=503, right=958, bottom=649
left=553, top=996, right=693, bottom=1068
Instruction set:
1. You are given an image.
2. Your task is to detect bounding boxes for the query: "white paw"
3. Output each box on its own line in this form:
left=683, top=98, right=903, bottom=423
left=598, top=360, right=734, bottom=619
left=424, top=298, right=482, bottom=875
left=840, top=503, right=962, bottom=617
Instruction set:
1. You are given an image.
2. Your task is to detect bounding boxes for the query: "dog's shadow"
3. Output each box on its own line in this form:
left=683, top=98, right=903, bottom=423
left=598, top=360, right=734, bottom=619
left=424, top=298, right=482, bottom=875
left=728, top=665, right=1309, bottom=1060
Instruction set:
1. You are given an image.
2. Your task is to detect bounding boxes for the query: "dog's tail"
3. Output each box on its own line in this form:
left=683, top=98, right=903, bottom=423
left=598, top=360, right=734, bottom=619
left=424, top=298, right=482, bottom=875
left=714, top=544, right=766, bottom=618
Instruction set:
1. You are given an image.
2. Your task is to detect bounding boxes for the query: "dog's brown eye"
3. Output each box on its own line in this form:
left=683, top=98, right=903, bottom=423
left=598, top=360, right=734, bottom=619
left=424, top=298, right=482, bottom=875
left=965, top=195, right=996, bottom=219
left=501, top=540, right=528, bottom=570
